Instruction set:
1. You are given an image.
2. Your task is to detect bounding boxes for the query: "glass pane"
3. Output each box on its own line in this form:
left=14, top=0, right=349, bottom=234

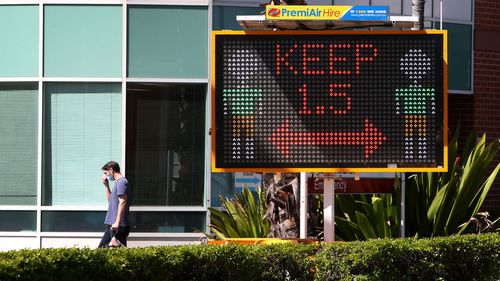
left=126, top=83, right=206, bottom=206
left=0, top=5, right=38, bottom=77
left=210, top=172, right=235, bottom=207
left=441, top=22, right=472, bottom=91
left=0, top=83, right=38, bottom=205
left=434, top=0, right=472, bottom=22
left=212, top=6, right=262, bottom=30
left=127, top=6, right=208, bottom=78
left=43, top=83, right=121, bottom=206
left=211, top=172, right=263, bottom=207
left=0, top=211, right=36, bottom=231
left=131, top=212, right=205, bottom=233
left=44, top=5, right=122, bottom=77
left=42, top=211, right=106, bottom=232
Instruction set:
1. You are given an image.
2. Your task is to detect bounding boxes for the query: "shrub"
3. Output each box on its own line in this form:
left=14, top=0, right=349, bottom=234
left=0, top=234, right=498, bottom=281
left=315, top=233, right=500, bottom=280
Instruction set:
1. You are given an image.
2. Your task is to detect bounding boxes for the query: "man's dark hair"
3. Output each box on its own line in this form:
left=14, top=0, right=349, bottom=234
left=102, top=161, right=120, bottom=173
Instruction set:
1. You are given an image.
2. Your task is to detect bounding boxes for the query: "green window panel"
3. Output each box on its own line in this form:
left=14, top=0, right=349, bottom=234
left=128, top=6, right=208, bottom=78
left=43, top=83, right=121, bottom=206
left=44, top=5, right=122, bottom=77
left=42, top=211, right=105, bottom=232
left=131, top=212, right=205, bottom=232
left=0, top=83, right=38, bottom=205
left=213, top=6, right=263, bottom=30
left=0, top=211, right=36, bottom=231
left=441, top=22, right=472, bottom=92
left=42, top=211, right=205, bottom=232
left=0, top=6, right=38, bottom=77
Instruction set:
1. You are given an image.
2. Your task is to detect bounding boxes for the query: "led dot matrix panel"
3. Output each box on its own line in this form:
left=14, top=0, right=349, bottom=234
left=212, top=30, right=447, bottom=172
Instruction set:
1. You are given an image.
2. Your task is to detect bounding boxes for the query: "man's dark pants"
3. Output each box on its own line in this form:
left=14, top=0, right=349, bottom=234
left=98, top=225, right=130, bottom=248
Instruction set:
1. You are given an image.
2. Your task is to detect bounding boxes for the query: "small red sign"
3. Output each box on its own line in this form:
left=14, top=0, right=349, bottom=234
left=307, top=177, right=394, bottom=194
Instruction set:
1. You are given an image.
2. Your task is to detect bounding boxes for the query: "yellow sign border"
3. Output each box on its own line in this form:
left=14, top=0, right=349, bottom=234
left=211, top=30, right=448, bottom=173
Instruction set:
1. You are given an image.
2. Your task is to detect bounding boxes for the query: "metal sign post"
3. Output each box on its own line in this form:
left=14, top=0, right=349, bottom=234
left=400, top=172, right=406, bottom=238
left=300, top=172, right=307, bottom=239
left=323, top=173, right=336, bottom=242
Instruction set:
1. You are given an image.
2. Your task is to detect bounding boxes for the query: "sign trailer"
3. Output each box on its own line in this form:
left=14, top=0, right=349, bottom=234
left=212, top=30, right=448, bottom=173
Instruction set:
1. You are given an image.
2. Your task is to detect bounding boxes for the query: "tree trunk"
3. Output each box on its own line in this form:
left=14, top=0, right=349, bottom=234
left=263, top=173, right=300, bottom=238
left=412, top=0, right=426, bottom=30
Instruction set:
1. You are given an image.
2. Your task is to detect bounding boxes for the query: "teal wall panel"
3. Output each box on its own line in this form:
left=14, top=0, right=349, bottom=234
left=128, top=6, right=208, bottom=78
left=44, top=5, right=122, bottom=77
left=0, top=6, right=38, bottom=77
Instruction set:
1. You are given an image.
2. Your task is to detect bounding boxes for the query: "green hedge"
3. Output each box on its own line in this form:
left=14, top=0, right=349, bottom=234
left=315, top=233, right=500, bottom=281
left=0, top=234, right=498, bottom=281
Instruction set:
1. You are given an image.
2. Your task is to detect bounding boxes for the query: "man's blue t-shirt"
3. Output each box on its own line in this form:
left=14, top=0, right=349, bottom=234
left=104, top=177, right=131, bottom=226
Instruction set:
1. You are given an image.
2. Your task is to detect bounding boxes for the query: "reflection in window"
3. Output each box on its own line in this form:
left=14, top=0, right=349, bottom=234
left=210, top=172, right=235, bottom=207
left=126, top=83, right=206, bottom=206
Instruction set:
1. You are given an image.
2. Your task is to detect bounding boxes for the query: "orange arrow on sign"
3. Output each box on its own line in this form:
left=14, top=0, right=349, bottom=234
left=268, top=118, right=387, bottom=158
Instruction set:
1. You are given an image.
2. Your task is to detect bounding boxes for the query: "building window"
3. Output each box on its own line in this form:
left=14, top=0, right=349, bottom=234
left=44, top=5, right=122, bottom=77
left=0, top=5, right=38, bottom=77
left=42, top=211, right=105, bottom=232
left=212, top=6, right=262, bottom=30
left=211, top=6, right=266, bottom=203
left=43, top=83, right=121, bottom=206
left=0, top=83, right=38, bottom=205
left=127, top=5, right=208, bottom=78
left=126, top=83, right=206, bottom=206
left=131, top=212, right=205, bottom=233
left=210, top=172, right=235, bottom=207
left=0, top=211, right=36, bottom=231
left=440, top=22, right=472, bottom=92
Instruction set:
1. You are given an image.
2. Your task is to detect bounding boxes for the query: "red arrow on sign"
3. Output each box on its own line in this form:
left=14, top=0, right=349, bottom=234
left=268, top=118, right=387, bottom=158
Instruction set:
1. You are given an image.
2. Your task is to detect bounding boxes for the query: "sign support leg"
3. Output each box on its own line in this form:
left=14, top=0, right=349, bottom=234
left=323, top=177, right=335, bottom=242
left=400, top=172, right=406, bottom=238
left=299, top=172, right=307, bottom=239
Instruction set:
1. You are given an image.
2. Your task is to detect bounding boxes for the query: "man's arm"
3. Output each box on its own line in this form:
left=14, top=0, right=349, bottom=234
left=101, top=174, right=111, bottom=202
left=111, top=194, right=127, bottom=230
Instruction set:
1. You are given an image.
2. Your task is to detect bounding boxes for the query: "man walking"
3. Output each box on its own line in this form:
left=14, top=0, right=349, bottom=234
left=98, top=161, right=131, bottom=248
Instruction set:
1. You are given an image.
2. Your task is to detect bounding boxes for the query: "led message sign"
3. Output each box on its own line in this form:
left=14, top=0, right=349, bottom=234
left=212, top=31, right=447, bottom=172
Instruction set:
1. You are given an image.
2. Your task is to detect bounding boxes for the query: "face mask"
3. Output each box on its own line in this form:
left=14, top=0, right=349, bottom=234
left=107, top=175, right=114, bottom=181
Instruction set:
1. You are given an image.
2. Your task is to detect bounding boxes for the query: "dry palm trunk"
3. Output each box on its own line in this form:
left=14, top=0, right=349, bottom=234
left=263, top=173, right=300, bottom=238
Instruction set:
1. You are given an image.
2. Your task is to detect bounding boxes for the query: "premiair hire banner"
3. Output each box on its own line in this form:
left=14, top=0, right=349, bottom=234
left=265, top=5, right=389, bottom=21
